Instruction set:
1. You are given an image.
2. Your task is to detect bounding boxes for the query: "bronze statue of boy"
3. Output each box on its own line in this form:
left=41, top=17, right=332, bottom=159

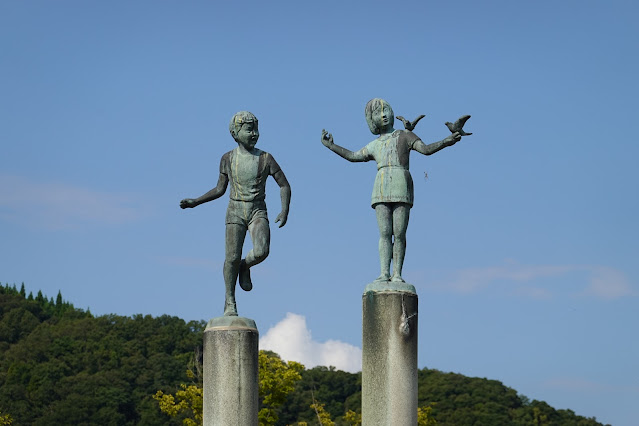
left=321, top=98, right=469, bottom=283
left=181, top=111, right=291, bottom=316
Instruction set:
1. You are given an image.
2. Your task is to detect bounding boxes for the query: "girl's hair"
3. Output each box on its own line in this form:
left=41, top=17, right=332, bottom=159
left=364, top=98, right=394, bottom=135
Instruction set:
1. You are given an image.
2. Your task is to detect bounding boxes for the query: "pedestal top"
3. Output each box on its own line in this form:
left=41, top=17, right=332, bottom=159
left=206, top=316, right=257, bottom=331
left=364, top=280, right=416, bottom=295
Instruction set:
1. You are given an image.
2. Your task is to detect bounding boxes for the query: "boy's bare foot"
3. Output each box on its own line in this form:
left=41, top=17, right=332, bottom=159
left=239, top=260, right=253, bottom=292
left=374, top=274, right=391, bottom=282
left=224, top=299, right=238, bottom=316
left=391, top=274, right=405, bottom=283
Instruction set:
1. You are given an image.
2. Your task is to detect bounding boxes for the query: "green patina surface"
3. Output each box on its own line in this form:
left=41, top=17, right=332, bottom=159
left=322, top=99, right=471, bottom=285
left=181, top=111, right=291, bottom=317
left=206, top=316, right=257, bottom=330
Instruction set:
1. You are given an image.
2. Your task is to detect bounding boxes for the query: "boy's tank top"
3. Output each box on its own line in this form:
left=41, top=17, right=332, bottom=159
left=219, top=148, right=281, bottom=202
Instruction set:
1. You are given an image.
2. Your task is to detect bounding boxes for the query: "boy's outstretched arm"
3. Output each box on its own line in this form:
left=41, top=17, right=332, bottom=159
left=272, top=170, right=291, bottom=228
left=321, top=129, right=371, bottom=162
left=180, top=173, right=229, bottom=209
left=412, top=132, right=462, bottom=156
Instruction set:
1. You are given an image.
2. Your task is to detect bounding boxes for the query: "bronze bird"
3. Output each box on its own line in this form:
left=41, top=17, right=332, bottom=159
left=396, top=114, right=425, bottom=131
left=445, top=115, right=472, bottom=136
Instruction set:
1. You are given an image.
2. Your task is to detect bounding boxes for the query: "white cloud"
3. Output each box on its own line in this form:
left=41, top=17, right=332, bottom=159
left=513, top=286, right=553, bottom=300
left=584, top=266, right=634, bottom=300
left=445, top=261, right=573, bottom=294
left=260, top=313, right=362, bottom=373
left=0, top=174, right=143, bottom=230
left=430, top=260, right=635, bottom=301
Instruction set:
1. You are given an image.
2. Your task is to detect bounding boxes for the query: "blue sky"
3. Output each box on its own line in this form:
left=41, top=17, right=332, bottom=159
left=1, top=1, right=637, bottom=424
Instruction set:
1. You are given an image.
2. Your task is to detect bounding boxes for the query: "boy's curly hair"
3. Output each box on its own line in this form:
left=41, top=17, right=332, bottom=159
left=229, top=111, right=258, bottom=137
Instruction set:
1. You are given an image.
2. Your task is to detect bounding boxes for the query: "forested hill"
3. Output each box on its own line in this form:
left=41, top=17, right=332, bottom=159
left=0, top=284, right=608, bottom=425
left=0, top=284, right=204, bottom=425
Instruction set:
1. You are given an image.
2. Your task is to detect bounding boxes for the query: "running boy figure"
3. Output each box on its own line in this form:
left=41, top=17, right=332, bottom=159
left=181, top=111, right=291, bottom=316
left=321, top=98, right=470, bottom=283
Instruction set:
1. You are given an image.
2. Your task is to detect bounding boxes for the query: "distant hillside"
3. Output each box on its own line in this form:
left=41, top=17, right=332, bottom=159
left=0, top=283, right=608, bottom=425
left=0, top=283, right=204, bottom=425
left=276, top=366, right=607, bottom=426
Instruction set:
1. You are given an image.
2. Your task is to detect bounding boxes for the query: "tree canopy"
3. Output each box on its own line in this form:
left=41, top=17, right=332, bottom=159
left=0, top=283, right=608, bottom=425
left=0, top=283, right=204, bottom=425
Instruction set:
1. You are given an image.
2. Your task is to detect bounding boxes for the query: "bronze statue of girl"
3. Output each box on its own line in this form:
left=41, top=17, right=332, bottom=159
left=321, top=98, right=470, bottom=283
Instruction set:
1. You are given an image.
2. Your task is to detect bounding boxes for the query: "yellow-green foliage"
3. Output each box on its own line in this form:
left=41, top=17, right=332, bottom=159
left=258, top=351, right=304, bottom=425
left=532, top=406, right=549, bottom=425
left=153, top=351, right=304, bottom=426
left=418, top=404, right=437, bottom=426
left=310, top=402, right=335, bottom=426
left=343, top=409, right=361, bottom=425
left=0, top=410, right=12, bottom=426
left=153, top=382, right=203, bottom=426
left=300, top=403, right=429, bottom=425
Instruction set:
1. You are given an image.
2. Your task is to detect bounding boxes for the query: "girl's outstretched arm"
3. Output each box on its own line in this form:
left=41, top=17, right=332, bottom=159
left=412, top=132, right=461, bottom=156
left=321, top=129, right=371, bottom=162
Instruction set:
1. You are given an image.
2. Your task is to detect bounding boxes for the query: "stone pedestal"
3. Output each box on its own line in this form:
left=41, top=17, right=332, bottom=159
left=362, top=281, right=418, bottom=425
left=203, top=316, right=259, bottom=426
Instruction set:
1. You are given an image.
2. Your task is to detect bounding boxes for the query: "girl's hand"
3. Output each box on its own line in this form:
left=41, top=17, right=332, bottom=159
left=321, top=129, right=334, bottom=147
left=444, top=132, right=461, bottom=146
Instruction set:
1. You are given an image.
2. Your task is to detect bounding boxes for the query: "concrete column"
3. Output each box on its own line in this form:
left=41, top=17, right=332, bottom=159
left=362, top=281, right=418, bottom=426
left=203, top=316, right=259, bottom=426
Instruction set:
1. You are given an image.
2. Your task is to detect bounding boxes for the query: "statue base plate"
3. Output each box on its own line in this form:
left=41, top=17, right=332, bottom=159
left=206, top=316, right=257, bottom=330
left=364, top=280, right=416, bottom=294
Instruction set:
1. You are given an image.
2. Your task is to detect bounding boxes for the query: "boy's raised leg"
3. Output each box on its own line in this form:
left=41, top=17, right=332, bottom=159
left=239, top=218, right=270, bottom=291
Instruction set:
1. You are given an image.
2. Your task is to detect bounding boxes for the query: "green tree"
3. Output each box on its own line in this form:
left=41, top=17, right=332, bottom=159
left=154, top=369, right=203, bottom=426
left=309, top=402, right=335, bottom=426
left=0, top=287, right=202, bottom=425
left=0, top=285, right=610, bottom=426
left=259, top=351, right=304, bottom=425
left=0, top=410, right=12, bottom=425
left=418, top=404, right=437, bottom=426
left=154, top=351, right=304, bottom=426
left=279, top=365, right=360, bottom=424
left=343, top=409, right=361, bottom=425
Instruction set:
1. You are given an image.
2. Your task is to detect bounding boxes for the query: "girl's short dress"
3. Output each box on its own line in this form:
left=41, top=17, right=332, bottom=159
left=363, top=130, right=420, bottom=208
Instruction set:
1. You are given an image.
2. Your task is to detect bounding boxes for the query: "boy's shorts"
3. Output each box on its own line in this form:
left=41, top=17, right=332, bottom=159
left=225, top=199, right=268, bottom=228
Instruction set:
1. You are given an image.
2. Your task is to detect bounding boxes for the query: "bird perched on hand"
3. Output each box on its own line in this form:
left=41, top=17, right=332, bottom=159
left=396, top=114, right=425, bottom=131
left=445, top=115, right=472, bottom=136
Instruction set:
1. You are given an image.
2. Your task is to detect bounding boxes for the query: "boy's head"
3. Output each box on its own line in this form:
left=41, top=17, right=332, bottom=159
left=229, top=111, right=259, bottom=150
left=365, top=98, right=394, bottom=135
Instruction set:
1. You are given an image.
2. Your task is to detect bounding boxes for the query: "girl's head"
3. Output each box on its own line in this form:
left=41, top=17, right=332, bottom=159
left=365, top=98, right=394, bottom=135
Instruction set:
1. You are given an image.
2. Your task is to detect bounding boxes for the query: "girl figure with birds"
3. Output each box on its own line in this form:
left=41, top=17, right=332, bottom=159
left=321, top=98, right=470, bottom=283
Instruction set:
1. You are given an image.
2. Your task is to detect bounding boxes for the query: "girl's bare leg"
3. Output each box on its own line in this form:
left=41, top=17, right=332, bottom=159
left=375, top=203, right=392, bottom=281
left=391, top=204, right=410, bottom=282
